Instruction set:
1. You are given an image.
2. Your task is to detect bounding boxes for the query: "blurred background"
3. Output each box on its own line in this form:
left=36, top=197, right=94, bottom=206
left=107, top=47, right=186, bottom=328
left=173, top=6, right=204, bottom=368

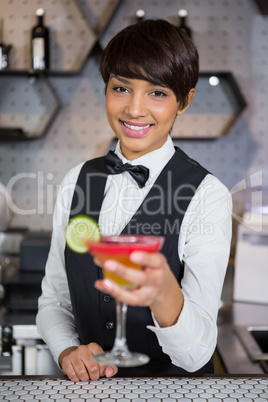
left=0, top=0, right=267, bottom=376
left=0, top=0, right=267, bottom=233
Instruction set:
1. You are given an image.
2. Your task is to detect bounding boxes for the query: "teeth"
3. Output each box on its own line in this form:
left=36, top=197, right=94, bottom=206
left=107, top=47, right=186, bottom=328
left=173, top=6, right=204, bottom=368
left=123, top=122, right=150, bottom=131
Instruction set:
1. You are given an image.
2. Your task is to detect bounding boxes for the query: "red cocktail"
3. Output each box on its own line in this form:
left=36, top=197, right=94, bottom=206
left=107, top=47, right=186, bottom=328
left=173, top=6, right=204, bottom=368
left=87, top=235, right=164, bottom=367
left=88, top=235, right=164, bottom=288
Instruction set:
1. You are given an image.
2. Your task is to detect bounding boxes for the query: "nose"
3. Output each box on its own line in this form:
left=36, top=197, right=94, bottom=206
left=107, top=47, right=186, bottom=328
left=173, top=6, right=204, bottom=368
left=125, top=92, right=147, bottom=118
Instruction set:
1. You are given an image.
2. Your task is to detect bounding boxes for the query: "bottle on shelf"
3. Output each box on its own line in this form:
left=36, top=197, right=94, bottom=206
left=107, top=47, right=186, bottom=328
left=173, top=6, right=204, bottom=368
left=178, top=9, right=192, bottom=40
left=0, top=19, right=12, bottom=70
left=31, top=8, right=50, bottom=71
left=136, top=9, right=145, bottom=23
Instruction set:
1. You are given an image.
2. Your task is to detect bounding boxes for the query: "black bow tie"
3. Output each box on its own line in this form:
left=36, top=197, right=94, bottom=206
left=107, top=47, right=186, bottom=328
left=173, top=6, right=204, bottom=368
left=105, top=150, right=149, bottom=188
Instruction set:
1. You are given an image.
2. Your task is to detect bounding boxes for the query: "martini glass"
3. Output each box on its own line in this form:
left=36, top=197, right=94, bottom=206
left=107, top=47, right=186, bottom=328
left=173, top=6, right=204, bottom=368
left=87, top=235, right=164, bottom=367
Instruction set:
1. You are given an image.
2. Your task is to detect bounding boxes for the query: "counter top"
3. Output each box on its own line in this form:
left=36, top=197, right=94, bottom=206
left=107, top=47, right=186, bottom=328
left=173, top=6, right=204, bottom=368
left=217, top=301, right=268, bottom=374
left=0, top=374, right=267, bottom=401
left=1, top=297, right=268, bottom=375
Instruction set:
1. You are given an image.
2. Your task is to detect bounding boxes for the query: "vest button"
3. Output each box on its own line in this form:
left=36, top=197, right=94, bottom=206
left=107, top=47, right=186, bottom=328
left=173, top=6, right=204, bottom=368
left=103, top=295, right=111, bottom=303
left=106, top=321, right=114, bottom=330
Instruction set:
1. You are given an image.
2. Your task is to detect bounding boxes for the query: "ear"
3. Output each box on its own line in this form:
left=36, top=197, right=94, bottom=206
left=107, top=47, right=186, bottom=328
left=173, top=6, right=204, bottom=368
left=177, top=89, right=195, bottom=115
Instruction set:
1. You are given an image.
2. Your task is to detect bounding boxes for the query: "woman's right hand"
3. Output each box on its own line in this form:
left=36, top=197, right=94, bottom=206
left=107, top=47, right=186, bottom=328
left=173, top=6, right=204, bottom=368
left=59, top=343, right=118, bottom=382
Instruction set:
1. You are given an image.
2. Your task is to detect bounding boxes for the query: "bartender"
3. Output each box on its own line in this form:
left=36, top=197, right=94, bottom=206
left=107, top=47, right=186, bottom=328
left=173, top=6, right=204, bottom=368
left=37, top=19, right=232, bottom=381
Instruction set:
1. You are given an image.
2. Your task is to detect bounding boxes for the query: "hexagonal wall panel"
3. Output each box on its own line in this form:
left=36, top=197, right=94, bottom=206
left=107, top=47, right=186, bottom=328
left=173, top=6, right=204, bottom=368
left=77, top=0, right=123, bottom=36
left=3, top=0, right=96, bottom=72
left=172, top=72, right=247, bottom=138
left=0, top=73, right=60, bottom=140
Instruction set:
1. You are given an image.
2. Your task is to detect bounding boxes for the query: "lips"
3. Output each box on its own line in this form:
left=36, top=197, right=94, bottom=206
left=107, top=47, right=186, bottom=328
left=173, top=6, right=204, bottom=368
left=120, top=120, right=153, bottom=138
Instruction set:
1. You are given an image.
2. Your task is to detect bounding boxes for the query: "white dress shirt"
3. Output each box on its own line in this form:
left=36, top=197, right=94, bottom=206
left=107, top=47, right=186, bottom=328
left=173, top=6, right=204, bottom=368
left=36, top=136, right=232, bottom=372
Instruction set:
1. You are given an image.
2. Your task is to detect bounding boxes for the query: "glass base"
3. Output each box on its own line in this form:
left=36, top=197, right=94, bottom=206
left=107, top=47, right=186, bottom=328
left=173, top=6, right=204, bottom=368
left=92, top=350, right=150, bottom=367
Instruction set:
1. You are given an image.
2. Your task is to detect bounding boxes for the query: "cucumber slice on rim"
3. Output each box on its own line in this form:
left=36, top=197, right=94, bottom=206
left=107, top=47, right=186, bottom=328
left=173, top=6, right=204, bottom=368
left=65, top=215, right=101, bottom=253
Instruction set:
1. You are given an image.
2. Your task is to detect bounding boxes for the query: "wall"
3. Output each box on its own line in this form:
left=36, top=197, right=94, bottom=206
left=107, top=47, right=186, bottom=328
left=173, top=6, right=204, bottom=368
left=0, top=0, right=267, bottom=234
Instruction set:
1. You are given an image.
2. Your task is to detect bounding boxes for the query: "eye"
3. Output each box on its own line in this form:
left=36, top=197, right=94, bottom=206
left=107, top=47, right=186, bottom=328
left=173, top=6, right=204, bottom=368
left=152, top=90, right=167, bottom=97
left=113, top=86, right=129, bottom=93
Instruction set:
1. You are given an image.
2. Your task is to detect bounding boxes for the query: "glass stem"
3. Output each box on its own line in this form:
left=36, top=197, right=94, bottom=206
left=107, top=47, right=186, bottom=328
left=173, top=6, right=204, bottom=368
left=113, top=300, right=128, bottom=350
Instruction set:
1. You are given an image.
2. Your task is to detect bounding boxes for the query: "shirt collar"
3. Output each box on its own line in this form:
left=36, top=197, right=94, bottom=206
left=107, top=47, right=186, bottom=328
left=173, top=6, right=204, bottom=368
left=114, top=136, right=175, bottom=185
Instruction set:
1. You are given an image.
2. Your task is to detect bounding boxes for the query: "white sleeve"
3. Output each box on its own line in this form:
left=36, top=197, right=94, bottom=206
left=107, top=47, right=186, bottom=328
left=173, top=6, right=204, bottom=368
left=148, top=174, right=232, bottom=372
left=36, top=163, right=84, bottom=366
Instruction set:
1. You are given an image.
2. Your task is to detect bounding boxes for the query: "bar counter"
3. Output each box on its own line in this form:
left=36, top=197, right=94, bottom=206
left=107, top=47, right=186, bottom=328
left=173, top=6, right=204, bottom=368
left=0, top=374, right=268, bottom=401
left=217, top=301, right=268, bottom=374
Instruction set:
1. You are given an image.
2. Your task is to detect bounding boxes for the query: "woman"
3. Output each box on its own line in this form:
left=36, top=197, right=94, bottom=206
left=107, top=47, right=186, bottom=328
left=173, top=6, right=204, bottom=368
left=36, top=19, right=232, bottom=381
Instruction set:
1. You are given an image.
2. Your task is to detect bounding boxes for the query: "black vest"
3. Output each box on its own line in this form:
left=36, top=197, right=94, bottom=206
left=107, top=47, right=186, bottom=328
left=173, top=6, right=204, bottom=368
left=65, top=147, right=214, bottom=374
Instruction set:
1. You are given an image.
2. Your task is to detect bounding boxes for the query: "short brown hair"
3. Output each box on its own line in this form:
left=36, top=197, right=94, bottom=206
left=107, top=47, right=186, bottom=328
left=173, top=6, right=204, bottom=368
left=100, top=19, right=199, bottom=109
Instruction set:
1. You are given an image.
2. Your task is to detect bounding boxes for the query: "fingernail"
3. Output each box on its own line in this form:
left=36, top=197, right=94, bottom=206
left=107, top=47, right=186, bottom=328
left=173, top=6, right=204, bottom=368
left=130, top=251, right=143, bottom=263
left=106, top=367, right=114, bottom=377
left=103, top=279, right=114, bottom=291
left=104, top=260, right=117, bottom=272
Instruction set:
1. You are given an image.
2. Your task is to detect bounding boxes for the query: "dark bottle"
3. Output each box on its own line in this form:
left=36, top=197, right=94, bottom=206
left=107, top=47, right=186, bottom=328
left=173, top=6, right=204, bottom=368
left=0, top=19, right=12, bottom=70
left=31, top=8, right=50, bottom=71
left=136, top=9, right=145, bottom=23
left=178, top=9, right=192, bottom=39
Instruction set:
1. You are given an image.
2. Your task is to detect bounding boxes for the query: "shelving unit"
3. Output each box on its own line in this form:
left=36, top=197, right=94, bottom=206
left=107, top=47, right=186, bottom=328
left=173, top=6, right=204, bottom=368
left=0, top=72, right=60, bottom=140
left=175, top=72, right=247, bottom=139
left=0, top=0, right=96, bottom=141
left=0, top=0, right=247, bottom=141
left=0, top=0, right=125, bottom=141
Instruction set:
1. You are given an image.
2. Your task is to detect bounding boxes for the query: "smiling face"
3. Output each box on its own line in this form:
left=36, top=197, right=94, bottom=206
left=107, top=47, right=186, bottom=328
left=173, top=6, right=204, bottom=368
left=106, top=75, right=194, bottom=160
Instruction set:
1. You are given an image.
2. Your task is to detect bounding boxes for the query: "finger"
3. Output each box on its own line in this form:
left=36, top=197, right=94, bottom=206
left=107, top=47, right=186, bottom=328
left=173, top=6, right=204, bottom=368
left=103, top=253, right=166, bottom=289
left=85, top=362, right=100, bottom=381
left=65, top=363, right=80, bottom=383
left=130, top=251, right=165, bottom=269
left=69, top=359, right=90, bottom=382
left=95, top=278, right=149, bottom=306
left=60, top=351, right=86, bottom=383
left=103, top=259, right=147, bottom=286
left=95, top=278, right=119, bottom=295
left=105, top=365, right=118, bottom=377
left=87, top=343, right=117, bottom=379
left=68, top=345, right=100, bottom=381
left=84, top=343, right=106, bottom=380
left=93, top=256, right=103, bottom=267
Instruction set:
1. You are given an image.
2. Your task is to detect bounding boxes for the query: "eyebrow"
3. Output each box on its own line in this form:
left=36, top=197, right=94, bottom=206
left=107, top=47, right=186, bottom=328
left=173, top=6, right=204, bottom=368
left=110, top=75, right=131, bottom=85
left=110, top=74, right=168, bottom=89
